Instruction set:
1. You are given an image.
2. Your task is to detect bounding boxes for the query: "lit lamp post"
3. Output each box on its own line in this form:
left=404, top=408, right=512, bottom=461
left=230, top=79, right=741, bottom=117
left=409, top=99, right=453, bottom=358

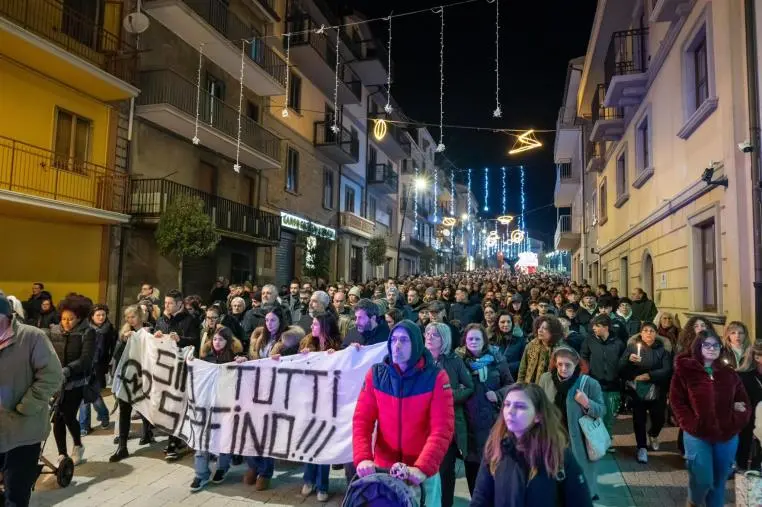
left=396, top=177, right=427, bottom=277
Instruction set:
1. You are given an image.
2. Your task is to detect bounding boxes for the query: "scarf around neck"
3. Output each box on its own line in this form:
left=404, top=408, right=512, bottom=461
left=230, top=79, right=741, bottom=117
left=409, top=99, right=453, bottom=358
left=551, top=368, right=580, bottom=427
left=468, top=353, right=495, bottom=383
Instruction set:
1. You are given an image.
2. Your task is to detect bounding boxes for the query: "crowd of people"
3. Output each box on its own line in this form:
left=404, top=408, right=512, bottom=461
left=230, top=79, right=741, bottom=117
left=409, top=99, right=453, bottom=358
left=0, top=271, right=758, bottom=507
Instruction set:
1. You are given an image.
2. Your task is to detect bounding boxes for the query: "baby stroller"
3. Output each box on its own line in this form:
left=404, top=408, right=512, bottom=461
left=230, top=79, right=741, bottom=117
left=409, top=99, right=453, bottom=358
left=36, top=388, right=74, bottom=488
left=342, top=468, right=425, bottom=507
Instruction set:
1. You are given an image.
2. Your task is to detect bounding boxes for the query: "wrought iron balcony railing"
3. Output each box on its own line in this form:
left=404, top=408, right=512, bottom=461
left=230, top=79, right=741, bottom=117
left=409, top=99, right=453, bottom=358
left=137, top=70, right=282, bottom=163
left=0, top=0, right=138, bottom=84
left=130, top=178, right=280, bottom=242
left=0, top=135, right=128, bottom=213
left=605, top=28, right=649, bottom=85
left=313, top=120, right=359, bottom=160
left=367, top=162, right=398, bottom=192
left=180, top=0, right=287, bottom=87
left=591, top=83, right=624, bottom=124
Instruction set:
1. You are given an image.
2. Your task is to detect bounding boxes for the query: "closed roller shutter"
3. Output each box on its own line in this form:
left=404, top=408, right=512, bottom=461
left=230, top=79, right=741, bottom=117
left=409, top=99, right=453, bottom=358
left=276, top=231, right=295, bottom=287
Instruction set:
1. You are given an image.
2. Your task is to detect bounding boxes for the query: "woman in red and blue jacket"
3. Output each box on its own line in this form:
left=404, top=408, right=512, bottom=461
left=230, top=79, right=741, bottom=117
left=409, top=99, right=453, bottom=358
left=353, top=320, right=454, bottom=506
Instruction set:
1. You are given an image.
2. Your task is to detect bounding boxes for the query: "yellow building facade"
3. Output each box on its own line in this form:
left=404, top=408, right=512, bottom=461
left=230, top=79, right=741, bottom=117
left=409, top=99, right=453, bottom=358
left=0, top=0, right=137, bottom=302
left=576, top=0, right=756, bottom=327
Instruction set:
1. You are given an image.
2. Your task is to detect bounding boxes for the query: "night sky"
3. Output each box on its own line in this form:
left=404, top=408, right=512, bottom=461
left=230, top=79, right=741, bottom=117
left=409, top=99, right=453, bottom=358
left=350, top=0, right=598, bottom=247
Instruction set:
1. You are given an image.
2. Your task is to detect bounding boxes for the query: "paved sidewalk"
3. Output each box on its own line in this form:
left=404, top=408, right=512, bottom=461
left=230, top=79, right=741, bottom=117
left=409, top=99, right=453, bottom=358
left=30, top=398, right=725, bottom=506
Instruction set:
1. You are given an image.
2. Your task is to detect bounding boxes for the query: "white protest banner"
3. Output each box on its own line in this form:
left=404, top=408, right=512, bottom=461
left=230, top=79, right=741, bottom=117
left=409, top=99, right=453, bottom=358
left=113, top=329, right=387, bottom=464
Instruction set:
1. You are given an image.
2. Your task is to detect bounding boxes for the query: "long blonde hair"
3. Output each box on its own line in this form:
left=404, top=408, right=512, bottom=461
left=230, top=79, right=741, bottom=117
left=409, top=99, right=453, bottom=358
left=483, top=383, right=567, bottom=480
left=724, top=321, right=752, bottom=370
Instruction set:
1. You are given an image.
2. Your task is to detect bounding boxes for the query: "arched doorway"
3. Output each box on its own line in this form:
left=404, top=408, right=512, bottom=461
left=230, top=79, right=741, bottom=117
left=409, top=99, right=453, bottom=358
left=642, top=252, right=655, bottom=297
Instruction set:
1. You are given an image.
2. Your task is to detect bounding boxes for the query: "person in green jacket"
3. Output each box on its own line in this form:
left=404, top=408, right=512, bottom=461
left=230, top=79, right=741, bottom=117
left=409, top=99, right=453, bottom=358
left=425, top=322, right=474, bottom=507
left=0, top=294, right=63, bottom=506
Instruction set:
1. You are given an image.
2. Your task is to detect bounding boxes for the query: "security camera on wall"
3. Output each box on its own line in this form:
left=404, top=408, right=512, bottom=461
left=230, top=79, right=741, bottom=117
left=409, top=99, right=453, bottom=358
left=738, top=140, right=753, bottom=153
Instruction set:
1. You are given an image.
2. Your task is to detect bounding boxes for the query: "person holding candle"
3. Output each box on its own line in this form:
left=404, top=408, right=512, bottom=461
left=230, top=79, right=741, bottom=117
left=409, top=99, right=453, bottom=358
left=619, top=322, right=673, bottom=464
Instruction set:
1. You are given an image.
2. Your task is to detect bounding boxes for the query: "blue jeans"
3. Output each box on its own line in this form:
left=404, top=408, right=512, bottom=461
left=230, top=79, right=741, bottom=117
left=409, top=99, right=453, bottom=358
left=78, top=396, right=109, bottom=431
left=303, top=463, right=330, bottom=493
left=421, top=472, right=442, bottom=507
left=194, top=451, right=232, bottom=482
left=683, top=432, right=738, bottom=507
left=244, top=456, right=274, bottom=478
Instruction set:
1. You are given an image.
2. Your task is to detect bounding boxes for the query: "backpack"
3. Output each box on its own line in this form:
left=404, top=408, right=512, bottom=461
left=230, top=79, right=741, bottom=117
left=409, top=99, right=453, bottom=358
left=342, top=473, right=424, bottom=507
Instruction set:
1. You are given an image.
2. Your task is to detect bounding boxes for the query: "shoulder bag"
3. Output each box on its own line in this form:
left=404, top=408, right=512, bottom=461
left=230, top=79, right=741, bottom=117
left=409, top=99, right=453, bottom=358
left=577, top=375, right=611, bottom=462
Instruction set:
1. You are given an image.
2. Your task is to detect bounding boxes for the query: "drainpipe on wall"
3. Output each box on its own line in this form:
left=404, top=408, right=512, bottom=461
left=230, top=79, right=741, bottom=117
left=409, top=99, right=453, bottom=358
left=745, top=0, right=762, bottom=339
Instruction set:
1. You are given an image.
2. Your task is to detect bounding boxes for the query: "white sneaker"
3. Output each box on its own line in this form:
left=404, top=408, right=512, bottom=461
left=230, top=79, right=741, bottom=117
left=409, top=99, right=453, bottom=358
left=301, top=484, right=315, bottom=497
left=71, top=445, right=85, bottom=466
left=637, top=448, right=648, bottom=464
left=649, top=435, right=660, bottom=451
left=317, top=491, right=329, bottom=502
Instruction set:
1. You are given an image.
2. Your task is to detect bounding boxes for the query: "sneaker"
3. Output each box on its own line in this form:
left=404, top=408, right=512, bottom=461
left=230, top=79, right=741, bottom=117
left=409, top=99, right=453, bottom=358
left=301, top=484, right=316, bottom=497
left=649, top=435, right=660, bottom=451
left=637, top=448, right=648, bottom=464
left=254, top=476, right=270, bottom=491
left=243, top=469, right=257, bottom=485
left=211, top=469, right=227, bottom=484
left=80, top=427, right=90, bottom=436
left=190, top=477, right=209, bottom=492
left=100, top=420, right=111, bottom=430
left=165, top=449, right=179, bottom=462
left=317, top=491, right=329, bottom=502
left=71, top=445, right=85, bottom=466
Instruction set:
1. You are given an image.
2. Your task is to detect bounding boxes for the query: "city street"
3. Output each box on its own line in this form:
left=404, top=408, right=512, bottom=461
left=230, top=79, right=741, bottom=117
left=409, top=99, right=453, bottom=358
left=29, top=396, right=732, bottom=507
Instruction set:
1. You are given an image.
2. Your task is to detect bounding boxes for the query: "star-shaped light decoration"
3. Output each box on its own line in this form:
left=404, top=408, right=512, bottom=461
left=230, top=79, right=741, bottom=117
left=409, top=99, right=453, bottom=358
left=493, top=106, right=502, bottom=118
left=508, top=130, right=542, bottom=155
left=233, top=163, right=241, bottom=173
left=192, top=136, right=200, bottom=145
left=435, top=143, right=446, bottom=153
left=384, top=103, right=393, bottom=114
left=281, top=108, right=289, bottom=118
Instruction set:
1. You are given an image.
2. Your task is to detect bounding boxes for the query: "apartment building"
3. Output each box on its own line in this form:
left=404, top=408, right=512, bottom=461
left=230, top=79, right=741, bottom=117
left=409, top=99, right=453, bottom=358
left=575, top=0, right=757, bottom=326
left=0, top=0, right=138, bottom=303
left=125, top=0, right=287, bottom=297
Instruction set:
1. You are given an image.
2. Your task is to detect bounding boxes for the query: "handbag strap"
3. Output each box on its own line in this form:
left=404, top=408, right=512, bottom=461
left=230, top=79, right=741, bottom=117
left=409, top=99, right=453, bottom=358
left=579, top=375, right=588, bottom=392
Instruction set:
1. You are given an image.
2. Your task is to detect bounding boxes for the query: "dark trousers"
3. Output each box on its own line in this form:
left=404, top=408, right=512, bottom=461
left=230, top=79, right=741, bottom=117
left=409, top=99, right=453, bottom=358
left=117, top=399, right=152, bottom=441
left=465, top=460, right=481, bottom=497
left=0, top=442, right=41, bottom=507
left=632, top=394, right=666, bottom=449
left=439, top=440, right=459, bottom=507
left=53, top=387, right=83, bottom=456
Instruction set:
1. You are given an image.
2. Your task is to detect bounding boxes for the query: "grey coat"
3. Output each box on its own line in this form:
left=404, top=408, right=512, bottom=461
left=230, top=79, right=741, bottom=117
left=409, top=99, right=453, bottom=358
left=538, top=371, right=606, bottom=498
left=0, top=318, right=63, bottom=453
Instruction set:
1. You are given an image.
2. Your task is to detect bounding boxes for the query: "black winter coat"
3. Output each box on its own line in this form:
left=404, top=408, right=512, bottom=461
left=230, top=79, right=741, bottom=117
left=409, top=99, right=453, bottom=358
left=155, top=310, right=201, bottom=356
left=49, top=319, right=95, bottom=387
left=35, top=309, right=59, bottom=329
left=91, top=320, right=117, bottom=386
left=470, top=440, right=593, bottom=507
left=618, top=336, right=673, bottom=389
left=580, top=334, right=626, bottom=391
left=456, top=349, right=514, bottom=463
left=435, top=352, right=474, bottom=457
left=449, top=302, right=483, bottom=329
left=342, top=320, right=390, bottom=347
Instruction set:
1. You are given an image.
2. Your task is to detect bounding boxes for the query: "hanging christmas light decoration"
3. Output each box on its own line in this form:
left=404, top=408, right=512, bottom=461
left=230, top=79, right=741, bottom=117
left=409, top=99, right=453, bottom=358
left=414, top=165, right=420, bottom=234
left=330, top=28, right=341, bottom=134
left=510, top=229, right=525, bottom=244
left=449, top=169, right=455, bottom=216
left=384, top=14, right=394, bottom=114
left=466, top=168, right=472, bottom=229
left=373, top=119, right=388, bottom=141
left=497, top=215, right=513, bottom=225
left=509, top=129, right=542, bottom=155
left=520, top=165, right=526, bottom=249
left=433, top=168, right=439, bottom=223
left=435, top=7, right=446, bottom=153
left=282, top=34, right=291, bottom=118
left=233, top=41, right=246, bottom=173
left=490, top=0, right=501, bottom=118
left=192, top=43, right=204, bottom=145
left=483, top=167, right=489, bottom=212
left=501, top=166, right=506, bottom=214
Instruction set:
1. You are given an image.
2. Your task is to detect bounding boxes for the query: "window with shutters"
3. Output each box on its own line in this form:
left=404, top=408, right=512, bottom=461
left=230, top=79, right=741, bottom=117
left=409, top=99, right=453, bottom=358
left=53, top=109, right=91, bottom=172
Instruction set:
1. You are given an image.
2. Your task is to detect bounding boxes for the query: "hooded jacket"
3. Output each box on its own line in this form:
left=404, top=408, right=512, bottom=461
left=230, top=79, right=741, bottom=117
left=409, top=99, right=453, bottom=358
left=200, top=336, right=244, bottom=364
left=0, top=318, right=63, bottom=453
left=353, top=320, right=454, bottom=477
left=669, top=353, right=750, bottom=442
left=48, top=318, right=95, bottom=388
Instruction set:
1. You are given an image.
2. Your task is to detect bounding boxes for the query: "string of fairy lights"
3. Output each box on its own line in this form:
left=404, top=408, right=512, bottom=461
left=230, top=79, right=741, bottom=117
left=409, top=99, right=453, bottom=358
left=182, top=0, right=550, bottom=265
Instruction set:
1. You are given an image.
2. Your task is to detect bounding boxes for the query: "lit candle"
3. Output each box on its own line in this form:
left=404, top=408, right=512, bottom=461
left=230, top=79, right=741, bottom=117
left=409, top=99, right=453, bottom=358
left=637, top=343, right=642, bottom=358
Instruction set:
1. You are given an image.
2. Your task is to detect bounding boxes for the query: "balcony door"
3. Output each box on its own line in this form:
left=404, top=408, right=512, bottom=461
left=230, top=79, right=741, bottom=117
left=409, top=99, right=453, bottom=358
left=350, top=246, right=363, bottom=283
left=205, top=74, right=225, bottom=128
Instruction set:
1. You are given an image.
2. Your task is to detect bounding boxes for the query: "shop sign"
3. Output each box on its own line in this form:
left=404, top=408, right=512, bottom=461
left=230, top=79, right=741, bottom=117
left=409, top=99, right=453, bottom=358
left=280, top=212, right=336, bottom=241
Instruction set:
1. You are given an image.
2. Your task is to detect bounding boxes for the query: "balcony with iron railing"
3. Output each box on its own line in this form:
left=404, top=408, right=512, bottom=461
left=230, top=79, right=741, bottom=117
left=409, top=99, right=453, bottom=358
left=0, top=135, right=129, bottom=218
left=604, top=28, right=649, bottom=108
left=313, top=120, right=359, bottom=164
left=136, top=69, right=282, bottom=169
left=130, top=179, right=280, bottom=243
left=285, top=14, right=362, bottom=104
left=0, top=0, right=138, bottom=100
left=367, top=162, right=398, bottom=195
left=554, top=214, right=580, bottom=251
left=143, top=0, right=287, bottom=96
left=346, top=33, right=393, bottom=86
left=590, top=83, right=624, bottom=142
